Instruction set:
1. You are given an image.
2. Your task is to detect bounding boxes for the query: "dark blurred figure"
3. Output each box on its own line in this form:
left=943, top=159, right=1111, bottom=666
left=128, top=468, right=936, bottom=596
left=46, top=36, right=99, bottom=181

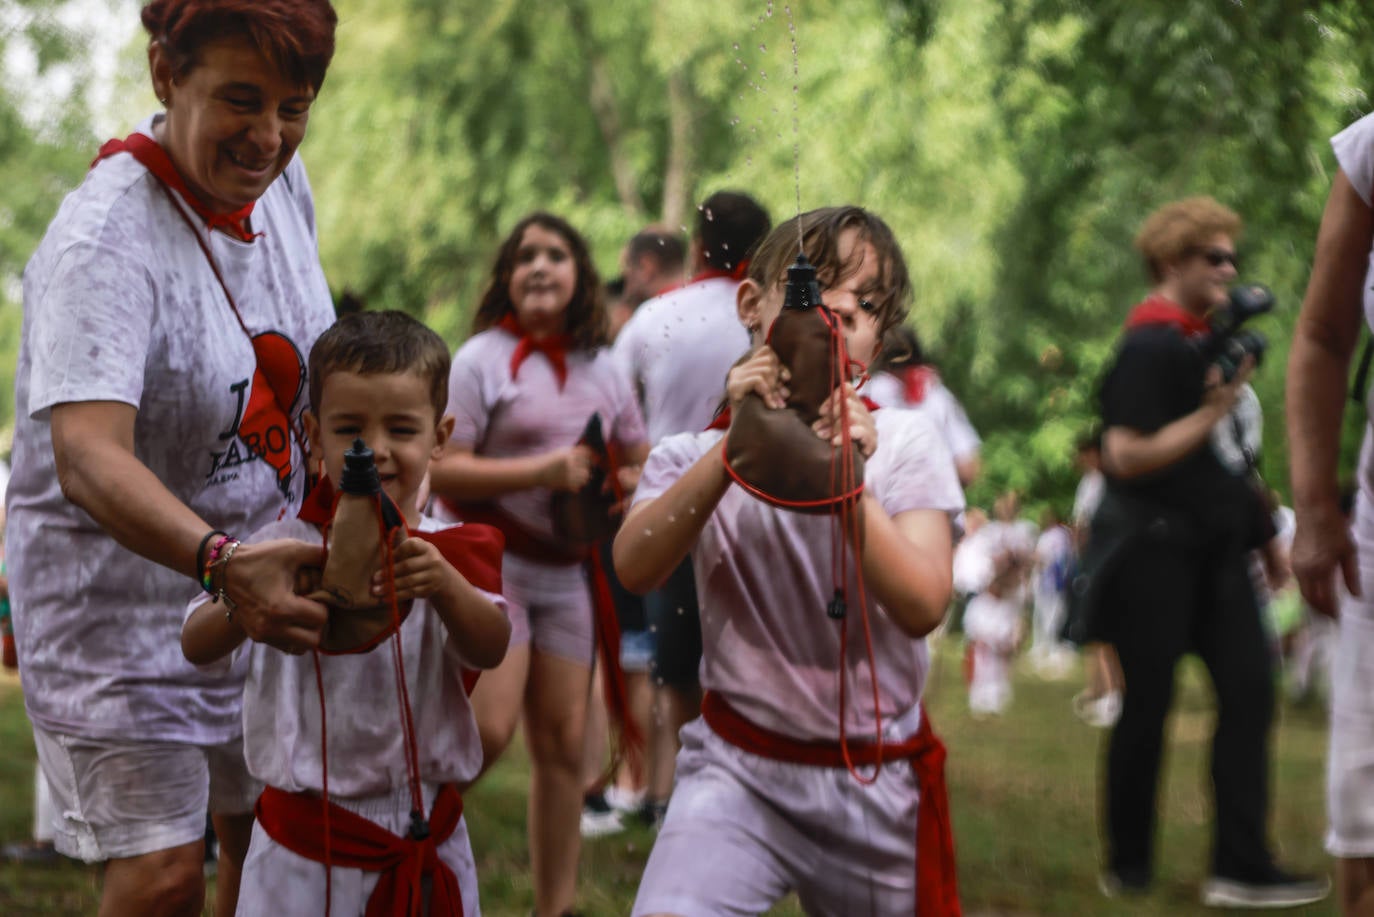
left=608, top=227, right=686, bottom=340
left=1083, top=197, right=1326, bottom=908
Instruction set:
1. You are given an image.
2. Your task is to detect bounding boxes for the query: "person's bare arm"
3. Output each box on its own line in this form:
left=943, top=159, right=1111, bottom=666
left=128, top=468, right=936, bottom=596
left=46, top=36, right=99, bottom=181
left=614, top=347, right=785, bottom=594
left=855, top=498, right=954, bottom=637
left=1289, top=168, right=1372, bottom=615
left=428, top=442, right=592, bottom=501
left=182, top=597, right=248, bottom=665
left=385, top=535, right=510, bottom=669
left=54, top=401, right=328, bottom=653
left=1101, top=360, right=1254, bottom=479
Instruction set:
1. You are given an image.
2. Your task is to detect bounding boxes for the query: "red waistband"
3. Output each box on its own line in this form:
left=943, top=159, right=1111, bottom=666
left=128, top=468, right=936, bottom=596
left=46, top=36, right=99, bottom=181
left=256, top=783, right=464, bottom=917
left=701, top=691, right=962, bottom=916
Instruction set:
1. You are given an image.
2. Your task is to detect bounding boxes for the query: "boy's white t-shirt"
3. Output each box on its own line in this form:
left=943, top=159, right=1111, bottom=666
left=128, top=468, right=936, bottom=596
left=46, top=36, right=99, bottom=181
left=190, top=515, right=506, bottom=796
left=633, top=408, right=964, bottom=742
left=612, top=276, right=751, bottom=444
left=446, top=327, right=647, bottom=544
left=8, top=117, right=333, bottom=744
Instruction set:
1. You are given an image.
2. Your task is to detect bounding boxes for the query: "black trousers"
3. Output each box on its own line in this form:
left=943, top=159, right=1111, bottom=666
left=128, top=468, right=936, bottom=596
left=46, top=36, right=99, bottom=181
left=1102, top=528, right=1274, bottom=881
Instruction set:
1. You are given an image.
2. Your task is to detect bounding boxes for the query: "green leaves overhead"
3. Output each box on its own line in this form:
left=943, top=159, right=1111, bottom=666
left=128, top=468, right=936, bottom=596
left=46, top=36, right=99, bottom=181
left=6, top=1, right=1374, bottom=509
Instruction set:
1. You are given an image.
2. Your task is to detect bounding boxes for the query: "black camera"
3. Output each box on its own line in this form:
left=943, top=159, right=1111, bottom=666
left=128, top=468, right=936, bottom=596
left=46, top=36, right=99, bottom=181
left=1200, top=284, right=1274, bottom=382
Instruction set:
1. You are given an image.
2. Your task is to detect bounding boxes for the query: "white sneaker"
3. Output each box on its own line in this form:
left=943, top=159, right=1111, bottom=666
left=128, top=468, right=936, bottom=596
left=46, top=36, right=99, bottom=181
left=604, top=785, right=646, bottom=814
left=579, top=797, right=624, bottom=838
left=1200, top=870, right=1330, bottom=908
left=1073, top=690, right=1121, bottom=728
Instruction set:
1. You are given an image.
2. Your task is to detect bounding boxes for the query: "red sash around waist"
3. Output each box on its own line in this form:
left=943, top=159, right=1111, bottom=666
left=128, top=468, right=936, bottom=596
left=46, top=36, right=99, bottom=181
left=701, top=691, right=962, bottom=916
left=256, top=783, right=465, bottom=917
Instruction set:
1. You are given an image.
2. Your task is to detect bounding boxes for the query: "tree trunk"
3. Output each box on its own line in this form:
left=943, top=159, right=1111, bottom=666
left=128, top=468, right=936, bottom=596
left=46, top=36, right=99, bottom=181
left=567, top=2, right=645, bottom=220
left=661, top=69, right=694, bottom=230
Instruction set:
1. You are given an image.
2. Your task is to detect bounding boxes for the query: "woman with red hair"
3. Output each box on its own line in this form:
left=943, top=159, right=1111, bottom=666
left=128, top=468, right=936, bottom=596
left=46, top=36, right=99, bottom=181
left=7, top=2, right=338, bottom=914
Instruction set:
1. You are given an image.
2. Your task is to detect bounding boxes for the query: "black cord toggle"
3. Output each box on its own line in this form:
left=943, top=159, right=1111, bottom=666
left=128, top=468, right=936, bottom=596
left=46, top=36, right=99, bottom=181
left=408, top=809, right=430, bottom=841
left=827, top=589, right=847, bottom=620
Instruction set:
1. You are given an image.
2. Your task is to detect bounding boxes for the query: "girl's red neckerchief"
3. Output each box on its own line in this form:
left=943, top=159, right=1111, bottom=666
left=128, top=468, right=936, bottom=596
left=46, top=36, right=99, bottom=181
left=497, top=313, right=574, bottom=391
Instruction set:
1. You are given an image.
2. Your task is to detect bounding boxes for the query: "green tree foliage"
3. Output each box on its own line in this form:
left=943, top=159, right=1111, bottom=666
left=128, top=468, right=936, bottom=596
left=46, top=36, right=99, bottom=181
left=9, top=1, right=1374, bottom=515
left=949, top=1, right=1374, bottom=510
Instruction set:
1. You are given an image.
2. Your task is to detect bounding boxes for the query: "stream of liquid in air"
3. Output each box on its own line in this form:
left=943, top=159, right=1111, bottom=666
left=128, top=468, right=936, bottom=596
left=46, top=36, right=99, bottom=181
left=785, top=3, right=803, bottom=252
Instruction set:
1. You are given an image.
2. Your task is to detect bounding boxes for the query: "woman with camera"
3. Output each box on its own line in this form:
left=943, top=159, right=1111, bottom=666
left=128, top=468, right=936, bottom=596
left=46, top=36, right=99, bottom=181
left=1085, top=197, right=1327, bottom=908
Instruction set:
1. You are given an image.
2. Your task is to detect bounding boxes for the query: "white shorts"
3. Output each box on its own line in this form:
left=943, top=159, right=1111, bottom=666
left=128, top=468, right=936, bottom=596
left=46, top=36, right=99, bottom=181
left=31, top=726, right=259, bottom=863
left=502, top=552, right=595, bottom=665
left=235, top=783, right=480, bottom=917
left=1328, top=556, right=1374, bottom=857
left=631, top=717, right=919, bottom=916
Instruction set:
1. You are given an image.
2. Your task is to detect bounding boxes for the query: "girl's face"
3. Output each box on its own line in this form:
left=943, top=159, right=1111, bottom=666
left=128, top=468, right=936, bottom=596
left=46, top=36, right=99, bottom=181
left=151, top=35, right=315, bottom=214
left=508, top=223, right=578, bottom=338
left=739, top=226, right=885, bottom=367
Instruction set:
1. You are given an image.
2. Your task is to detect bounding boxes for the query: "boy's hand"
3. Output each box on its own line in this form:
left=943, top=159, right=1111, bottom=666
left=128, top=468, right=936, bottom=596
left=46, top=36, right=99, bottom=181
left=727, top=346, right=790, bottom=412
left=374, top=533, right=458, bottom=603
left=813, top=383, right=877, bottom=458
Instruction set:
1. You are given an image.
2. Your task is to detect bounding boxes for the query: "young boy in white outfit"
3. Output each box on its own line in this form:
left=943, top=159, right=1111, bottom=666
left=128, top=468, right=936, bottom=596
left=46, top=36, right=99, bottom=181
left=182, top=311, right=510, bottom=916
left=616, top=207, right=964, bottom=917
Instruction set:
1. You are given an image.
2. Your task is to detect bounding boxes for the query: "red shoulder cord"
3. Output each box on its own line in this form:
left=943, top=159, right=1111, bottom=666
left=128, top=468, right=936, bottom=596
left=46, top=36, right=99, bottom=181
left=818, top=310, right=886, bottom=786
left=309, top=494, right=423, bottom=917
left=710, top=308, right=886, bottom=785
left=92, top=136, right=310, bottom=494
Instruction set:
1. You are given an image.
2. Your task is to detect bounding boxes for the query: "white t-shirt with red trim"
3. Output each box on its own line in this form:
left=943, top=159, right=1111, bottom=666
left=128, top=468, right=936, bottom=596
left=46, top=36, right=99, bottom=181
left=865, top=370, right=981, bottom=465
left=193, top=516, right=504, bottom=796
left=633, top=408, right=964, bottom=742
left=8, top=117, right=333, bottom=744
left=446, top=327, right=648, bottom=545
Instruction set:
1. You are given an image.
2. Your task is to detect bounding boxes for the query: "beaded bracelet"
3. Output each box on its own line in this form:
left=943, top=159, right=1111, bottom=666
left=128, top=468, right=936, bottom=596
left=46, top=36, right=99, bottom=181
left=195, top=530, right=228, bottom=588
left=199, top=534, right=234, bottom=594
left=210, top=539, right=242, bottom=618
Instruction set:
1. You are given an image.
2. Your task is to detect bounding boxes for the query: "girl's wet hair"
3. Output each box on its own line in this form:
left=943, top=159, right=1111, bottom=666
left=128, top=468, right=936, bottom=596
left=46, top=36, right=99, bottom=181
left=471, top=212, right=607, bottom=351
left=141, top=0, right=337, bottom=92
left=746, top=206, right=912, bottom=339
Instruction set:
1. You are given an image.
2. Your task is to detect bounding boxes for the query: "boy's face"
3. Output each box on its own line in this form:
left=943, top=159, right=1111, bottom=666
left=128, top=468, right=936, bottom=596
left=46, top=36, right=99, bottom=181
left=738, top=226, right=885, bottom=368
left=304, top=370, right=453, bottom=526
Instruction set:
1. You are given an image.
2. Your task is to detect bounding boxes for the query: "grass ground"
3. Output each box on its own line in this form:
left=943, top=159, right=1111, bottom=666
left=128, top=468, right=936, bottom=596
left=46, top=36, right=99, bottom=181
left=0, top=638, right=1336, bottom=916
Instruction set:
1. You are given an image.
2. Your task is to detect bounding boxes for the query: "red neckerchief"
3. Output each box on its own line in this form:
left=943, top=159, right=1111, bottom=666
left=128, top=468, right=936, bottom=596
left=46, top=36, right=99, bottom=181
left=497, top=313, right=573, bottom=391
left=1123, top=294, right=1211, bottom=338
left=93, top=133, right=262, bottom=243
left=706, top=396, right=881, bottom=431
left=899, top=365, right=938, bottom=405
left=652, top=259, right=751, bottom=298
left=256, top=783, right=465, bottom=917
left=701, top=692, right=962, bottom=917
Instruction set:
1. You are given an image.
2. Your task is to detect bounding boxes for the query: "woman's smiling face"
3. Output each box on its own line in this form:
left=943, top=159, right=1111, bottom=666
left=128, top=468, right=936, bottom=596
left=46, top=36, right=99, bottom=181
left=152, top=33, right=316, bottom=214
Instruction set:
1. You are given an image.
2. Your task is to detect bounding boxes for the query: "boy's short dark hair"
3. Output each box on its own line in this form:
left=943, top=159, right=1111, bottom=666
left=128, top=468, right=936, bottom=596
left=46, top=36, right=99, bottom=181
left=697, top=190, right=772, bottom=274
left=308, top=310, right=451, bottom=417
left=625, top=228, right=686, bottom=273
